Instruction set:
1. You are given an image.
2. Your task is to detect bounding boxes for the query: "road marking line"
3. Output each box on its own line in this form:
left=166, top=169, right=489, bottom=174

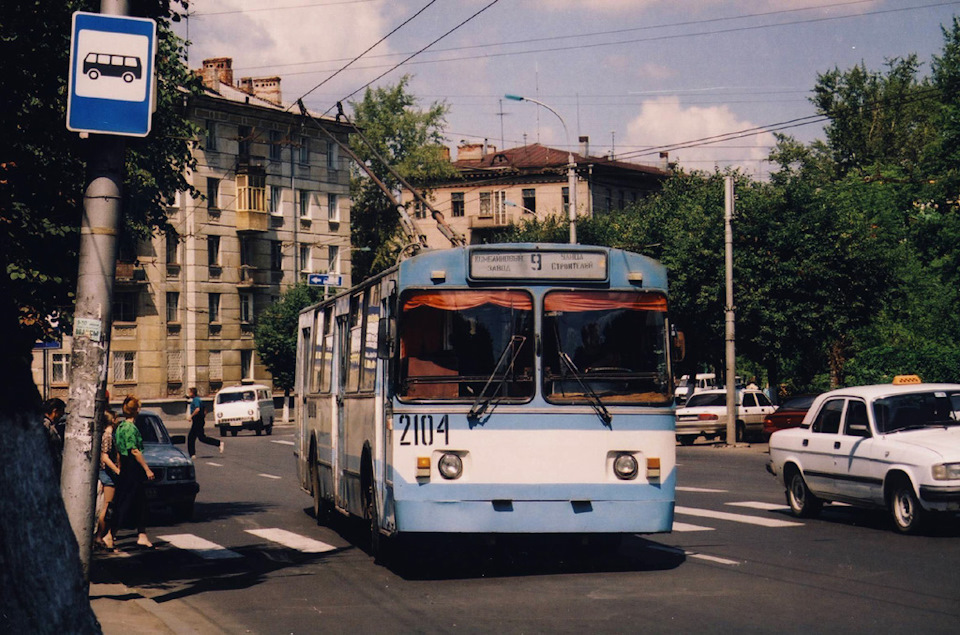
left=258, top=473, right=282, bottom=480
left=205, top=461, right=223, bottom=467
left=246, top=528, right=337, bottom=553
left=689, top=553, right=741, bottom=566
left=271, top=440, right=295, bottom=446
left=676, top=486, right=728, bottom=493
left=675, top=506, right=802, bottom=527
left=727, top=501, right=790, bottom=511
left=672, top=522, right=715, bottom=532
left=157, top=534, right=243, bottom=560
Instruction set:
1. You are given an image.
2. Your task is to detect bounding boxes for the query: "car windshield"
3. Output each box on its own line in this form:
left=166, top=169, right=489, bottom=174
left=135, top=414, right=170, bottom=444
left=398, top=290, right=535, bottom=402
left=684, top=392, right=727, bottom=408
left=780, top=394, right=817, bottom=410
left=873, top=390, right=960, bottom=433
left=218, top=391, right=255, bottom=404
left=542, top=291, right=671, bottom=405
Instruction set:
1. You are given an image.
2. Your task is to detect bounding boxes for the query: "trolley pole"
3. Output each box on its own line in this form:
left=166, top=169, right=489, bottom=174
left=61, top=0, right=129, bottom=583
left=723, top=176, right=738, bottom=445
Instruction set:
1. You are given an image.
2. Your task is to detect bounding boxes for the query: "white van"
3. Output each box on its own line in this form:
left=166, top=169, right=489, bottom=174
left=214, top=383, right=276, bottom=437
left=674, top=373, right=717, bottom=403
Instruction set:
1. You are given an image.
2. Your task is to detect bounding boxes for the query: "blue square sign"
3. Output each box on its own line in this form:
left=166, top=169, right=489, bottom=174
left=67, top=12, right=157, bottom=137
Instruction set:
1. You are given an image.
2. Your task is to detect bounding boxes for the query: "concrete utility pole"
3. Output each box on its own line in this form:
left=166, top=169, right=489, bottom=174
left=61, top=0, right=129, bottom=582
left=724, top=176, right=738, bottom=445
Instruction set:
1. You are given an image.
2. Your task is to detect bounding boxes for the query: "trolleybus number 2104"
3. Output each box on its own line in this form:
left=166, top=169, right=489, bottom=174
left=398, top=414, right=450, bottom=446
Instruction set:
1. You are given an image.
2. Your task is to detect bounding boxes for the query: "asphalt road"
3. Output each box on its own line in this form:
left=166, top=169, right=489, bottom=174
left=94, top=418, right=960, bottom=633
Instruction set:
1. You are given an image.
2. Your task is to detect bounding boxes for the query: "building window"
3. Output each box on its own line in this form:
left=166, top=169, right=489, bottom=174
left=562, top=186, right=569, bottom=214
left=209, top=350, right=223, bottom=381
left=269, top=186, right=283, bottom=215
left=413, top=201, right=427, bottom=219
left=299, top=190, right=313, bottom=219
left=451, top=192, right=464, bottom=217
left=207, top=178, right=220, bottom=210
left=240, top=349, right=254, bottom=380
left=237, top=172, right=266, bottom=213
left=240, top=236, right=253, bottom=268
left=238, top=125, right=251, bottom=158
left=205, top=120, right=217, bottom=152
left=299, top=137, right=309, bottom=164
left=328, top=245, right=340, bottom=275
left=327, top=193, right=339, bottom=222
left=493, top=191, right=506, bottom=224
left=479, top=192, right=491, bottom=217
left=240, top=293, right=253, bottom=324
left=166, top=292, right=180, bottom=323
left=207, top=235, right=220, bottom=266
left=209, top=293, right=221, bottom=323
left=522, top=188, right=536, bottom=215
left=269, top=130, right=282, bottom=161
left=113, top=292, right=137, bottom=322
left=270, top=240, right=283, bottom=271
left=165, top=230, right=179, bottom=265
left=112, top=352, right=136, bottom=382
left=52, top=353, right=71, bottom=384
left=167, top=349, right=183, bottom=383
left=299, top=245, right=311, bottom=272
left=327, top=142, right=338, bottom=170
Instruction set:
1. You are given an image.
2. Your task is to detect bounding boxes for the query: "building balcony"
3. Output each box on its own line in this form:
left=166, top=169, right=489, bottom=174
left=236, top=209, right=269, bottom=232
left=237, top=265, right=270, bottom=287
left=468, top=212, right=516, bottom=229
left=115, top=262, right=147, bottom=285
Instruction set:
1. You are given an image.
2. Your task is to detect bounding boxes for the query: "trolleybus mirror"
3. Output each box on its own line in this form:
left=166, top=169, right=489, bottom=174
left=377, top=317, right=395, bottom=359
left=671, top=330, right=686, bottom=363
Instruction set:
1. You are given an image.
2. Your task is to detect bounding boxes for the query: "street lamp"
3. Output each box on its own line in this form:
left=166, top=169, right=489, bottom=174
left=504, top=200, right=536, bottom=216
left=504, top=94, right=578, bottom=244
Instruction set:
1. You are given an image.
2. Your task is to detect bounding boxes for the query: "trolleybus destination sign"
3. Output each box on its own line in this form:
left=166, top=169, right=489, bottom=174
left=470, top=249, right=607, bottom=281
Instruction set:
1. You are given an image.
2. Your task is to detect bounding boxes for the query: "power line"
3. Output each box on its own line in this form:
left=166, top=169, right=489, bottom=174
left=191, top=0, right=378, bottom=17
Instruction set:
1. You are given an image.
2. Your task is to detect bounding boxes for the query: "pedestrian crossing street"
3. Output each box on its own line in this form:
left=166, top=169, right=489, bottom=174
left=145, top=494, right=800, bottom=561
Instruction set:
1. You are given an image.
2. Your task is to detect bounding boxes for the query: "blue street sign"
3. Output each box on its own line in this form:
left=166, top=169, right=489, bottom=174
left=67, top=12, right=157, bottom=137
left=307, top=273, right=344, bottom=287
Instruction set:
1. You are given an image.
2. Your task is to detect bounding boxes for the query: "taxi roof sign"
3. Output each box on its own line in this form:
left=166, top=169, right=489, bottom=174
left=892, top=374, right=922, bottom=385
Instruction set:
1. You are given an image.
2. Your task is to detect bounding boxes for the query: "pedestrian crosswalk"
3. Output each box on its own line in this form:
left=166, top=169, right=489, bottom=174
left=155, top=529, right=339, bottom=561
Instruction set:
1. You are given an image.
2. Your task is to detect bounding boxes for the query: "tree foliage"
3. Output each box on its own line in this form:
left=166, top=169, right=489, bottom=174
left=348, top=76, right=456, bottom=280
left=254, top=284, right=324, bottom=394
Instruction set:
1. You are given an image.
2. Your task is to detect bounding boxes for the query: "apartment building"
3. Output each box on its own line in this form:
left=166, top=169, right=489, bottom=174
left=34, top=58, right=354, bottom=404
left=403, top=139, right=670, bottom=247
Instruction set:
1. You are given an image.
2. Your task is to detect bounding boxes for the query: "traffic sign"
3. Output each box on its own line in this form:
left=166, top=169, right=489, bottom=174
left=307, top=273, right=344, bottom=287
left=67, top=11, right=157, bottom=137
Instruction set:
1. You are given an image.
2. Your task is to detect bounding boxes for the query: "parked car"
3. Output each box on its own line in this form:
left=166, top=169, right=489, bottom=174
left=214, top=383, right=276, bottom=436
left=135, top=410, right=199, bottom=520
left=767, top=379, right=960, bottom=534
left=762, top=394, right=818, bottom=440
left=675, top=388, right=775, bottom=445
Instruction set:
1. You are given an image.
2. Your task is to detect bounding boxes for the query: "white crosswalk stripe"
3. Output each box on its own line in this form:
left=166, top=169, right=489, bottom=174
left=672, top=522, right=715, bottom=532
left=271, top=440, right=295, bottom=446
left=157, top=534, right=243, bottom=560
left=675, top=506, right=803, bottom=528
left=727, top=501, right=790, bottom=512
left=246, top=528, right=337, bottom=553
left=676, top=486, right=728, bottom=493
left=258, top=473, right=282, bottom=480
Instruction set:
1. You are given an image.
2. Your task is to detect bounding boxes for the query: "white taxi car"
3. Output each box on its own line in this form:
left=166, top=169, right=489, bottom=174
left=767, top=378, right=960, bottom=534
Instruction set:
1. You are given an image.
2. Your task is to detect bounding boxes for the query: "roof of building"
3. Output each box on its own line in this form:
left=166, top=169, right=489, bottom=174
left=452, top=143, right=669, bottom=177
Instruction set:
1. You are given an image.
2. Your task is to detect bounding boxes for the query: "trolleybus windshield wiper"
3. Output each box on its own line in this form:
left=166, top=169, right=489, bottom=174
left=558, top=351, right=613, bottom=426
left=468, top=335, right=527, bottom=420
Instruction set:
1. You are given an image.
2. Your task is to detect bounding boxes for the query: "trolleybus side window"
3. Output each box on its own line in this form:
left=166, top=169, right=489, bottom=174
left=398, top=290, right=534, bottom=402
left=542, top=290, right=671, bottom=405
left=319, top=306, right=334, bottom=393
left=361, top=286, right=380, bottom=392
left=347, top=293, right=365, bottom=393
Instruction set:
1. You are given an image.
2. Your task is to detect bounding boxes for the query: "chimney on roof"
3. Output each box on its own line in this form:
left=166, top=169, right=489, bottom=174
left=457, top=143, right=485, bottom=161
left=659, top=151, right=670, bottom=170
left=579, top=136, right=590, bottom=158
left=238, top=76, right=283, bottom=106
left=201, top=57, right=234, bottom=91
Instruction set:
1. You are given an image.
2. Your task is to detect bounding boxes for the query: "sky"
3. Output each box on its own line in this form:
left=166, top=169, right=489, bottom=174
left=174, top=0, right=960, bottom=179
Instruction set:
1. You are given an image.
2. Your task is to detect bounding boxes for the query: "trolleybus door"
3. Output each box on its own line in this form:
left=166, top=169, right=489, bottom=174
left=335, top=312, right=349, bottom=509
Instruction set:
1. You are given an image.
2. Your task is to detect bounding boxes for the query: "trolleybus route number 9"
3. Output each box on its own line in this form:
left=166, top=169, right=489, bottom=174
left=398, top=414, right=450, bottom=446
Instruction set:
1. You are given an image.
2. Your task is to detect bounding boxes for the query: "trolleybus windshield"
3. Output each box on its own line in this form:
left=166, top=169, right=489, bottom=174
left=398, top=290, right=534, bottom=401
left=543, top=291, right=671, bottom=405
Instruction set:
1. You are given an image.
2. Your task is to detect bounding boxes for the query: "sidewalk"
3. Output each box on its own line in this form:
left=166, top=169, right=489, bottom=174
left=91, top=580, right=225, bottom=635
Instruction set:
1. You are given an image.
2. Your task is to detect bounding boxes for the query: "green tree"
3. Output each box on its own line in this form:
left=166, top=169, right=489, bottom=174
left=348, top=76, right=456, bottom=279
left=1, top=1, right=198, bottom=629
left=254, top=284, right=323, bottom=395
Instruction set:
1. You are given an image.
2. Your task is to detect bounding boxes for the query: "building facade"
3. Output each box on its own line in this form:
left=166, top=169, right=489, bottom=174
left=402, top=139, right=670, bottom=247
left=34, top=58, right=354, bottom=404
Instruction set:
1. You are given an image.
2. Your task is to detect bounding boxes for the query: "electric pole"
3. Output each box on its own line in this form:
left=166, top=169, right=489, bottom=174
left=724, top=176, right=738, bottom=445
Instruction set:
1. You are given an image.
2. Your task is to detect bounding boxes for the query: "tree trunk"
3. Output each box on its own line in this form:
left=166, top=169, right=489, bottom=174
left=828, top=336, right=849, bottom=389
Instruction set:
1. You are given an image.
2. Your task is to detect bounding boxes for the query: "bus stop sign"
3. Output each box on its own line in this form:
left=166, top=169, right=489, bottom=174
left=67, top=12, right=157, bottom=137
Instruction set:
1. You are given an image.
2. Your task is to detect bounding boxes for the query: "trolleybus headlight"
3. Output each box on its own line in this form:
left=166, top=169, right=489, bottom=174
left=438, top=453, right=463, bottom=480
left=614, top=453, right=638, bottom=480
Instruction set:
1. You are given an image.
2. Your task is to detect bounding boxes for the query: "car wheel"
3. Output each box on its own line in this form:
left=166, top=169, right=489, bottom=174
left=735, top=421, right=746, bottom=443
left=678, top=435, right=696, bottom=446
left=231, top=430, right=238, bottom=437
left=218, top=426, right=226, bottom=437
left=266, top=419, right=273, bottom=436
left=311, top=456, right=329, bottom=525
left=890, top=478, right=924, bottom=534
left=786, top=467, right=822, bottom=518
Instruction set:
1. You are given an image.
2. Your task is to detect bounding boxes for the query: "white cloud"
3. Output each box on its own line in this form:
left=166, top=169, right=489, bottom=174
left=624, top=96, right=774, bottom=175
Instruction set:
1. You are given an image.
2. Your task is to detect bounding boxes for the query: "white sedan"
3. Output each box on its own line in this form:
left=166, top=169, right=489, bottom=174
left=675, top=388, right=775, bottom=445
left=767, top=380, right=960, bottom=534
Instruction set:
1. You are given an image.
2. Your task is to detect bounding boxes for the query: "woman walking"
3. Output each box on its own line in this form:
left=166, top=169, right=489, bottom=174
left=95, top=408, right=120, bottom=550
left=110, top=395, right=155, bottom=549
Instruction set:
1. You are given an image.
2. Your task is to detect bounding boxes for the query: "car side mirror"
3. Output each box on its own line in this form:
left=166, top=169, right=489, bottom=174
left=170, top=434, right=186, bottom=445
left=847, top=423, right=870, bottom=438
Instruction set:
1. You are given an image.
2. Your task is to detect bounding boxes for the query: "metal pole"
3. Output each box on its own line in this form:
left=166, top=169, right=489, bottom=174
left=724, top=176, right=737, bottom=445
left=61, top=0, right=129, bottom=583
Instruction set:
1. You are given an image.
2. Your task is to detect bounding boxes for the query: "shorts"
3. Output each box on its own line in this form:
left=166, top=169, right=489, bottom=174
left=99, top=468, right=117, bottom=488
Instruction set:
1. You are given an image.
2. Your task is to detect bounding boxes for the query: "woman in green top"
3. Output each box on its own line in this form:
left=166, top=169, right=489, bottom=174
left=110, top=395, right=156, bottom=549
